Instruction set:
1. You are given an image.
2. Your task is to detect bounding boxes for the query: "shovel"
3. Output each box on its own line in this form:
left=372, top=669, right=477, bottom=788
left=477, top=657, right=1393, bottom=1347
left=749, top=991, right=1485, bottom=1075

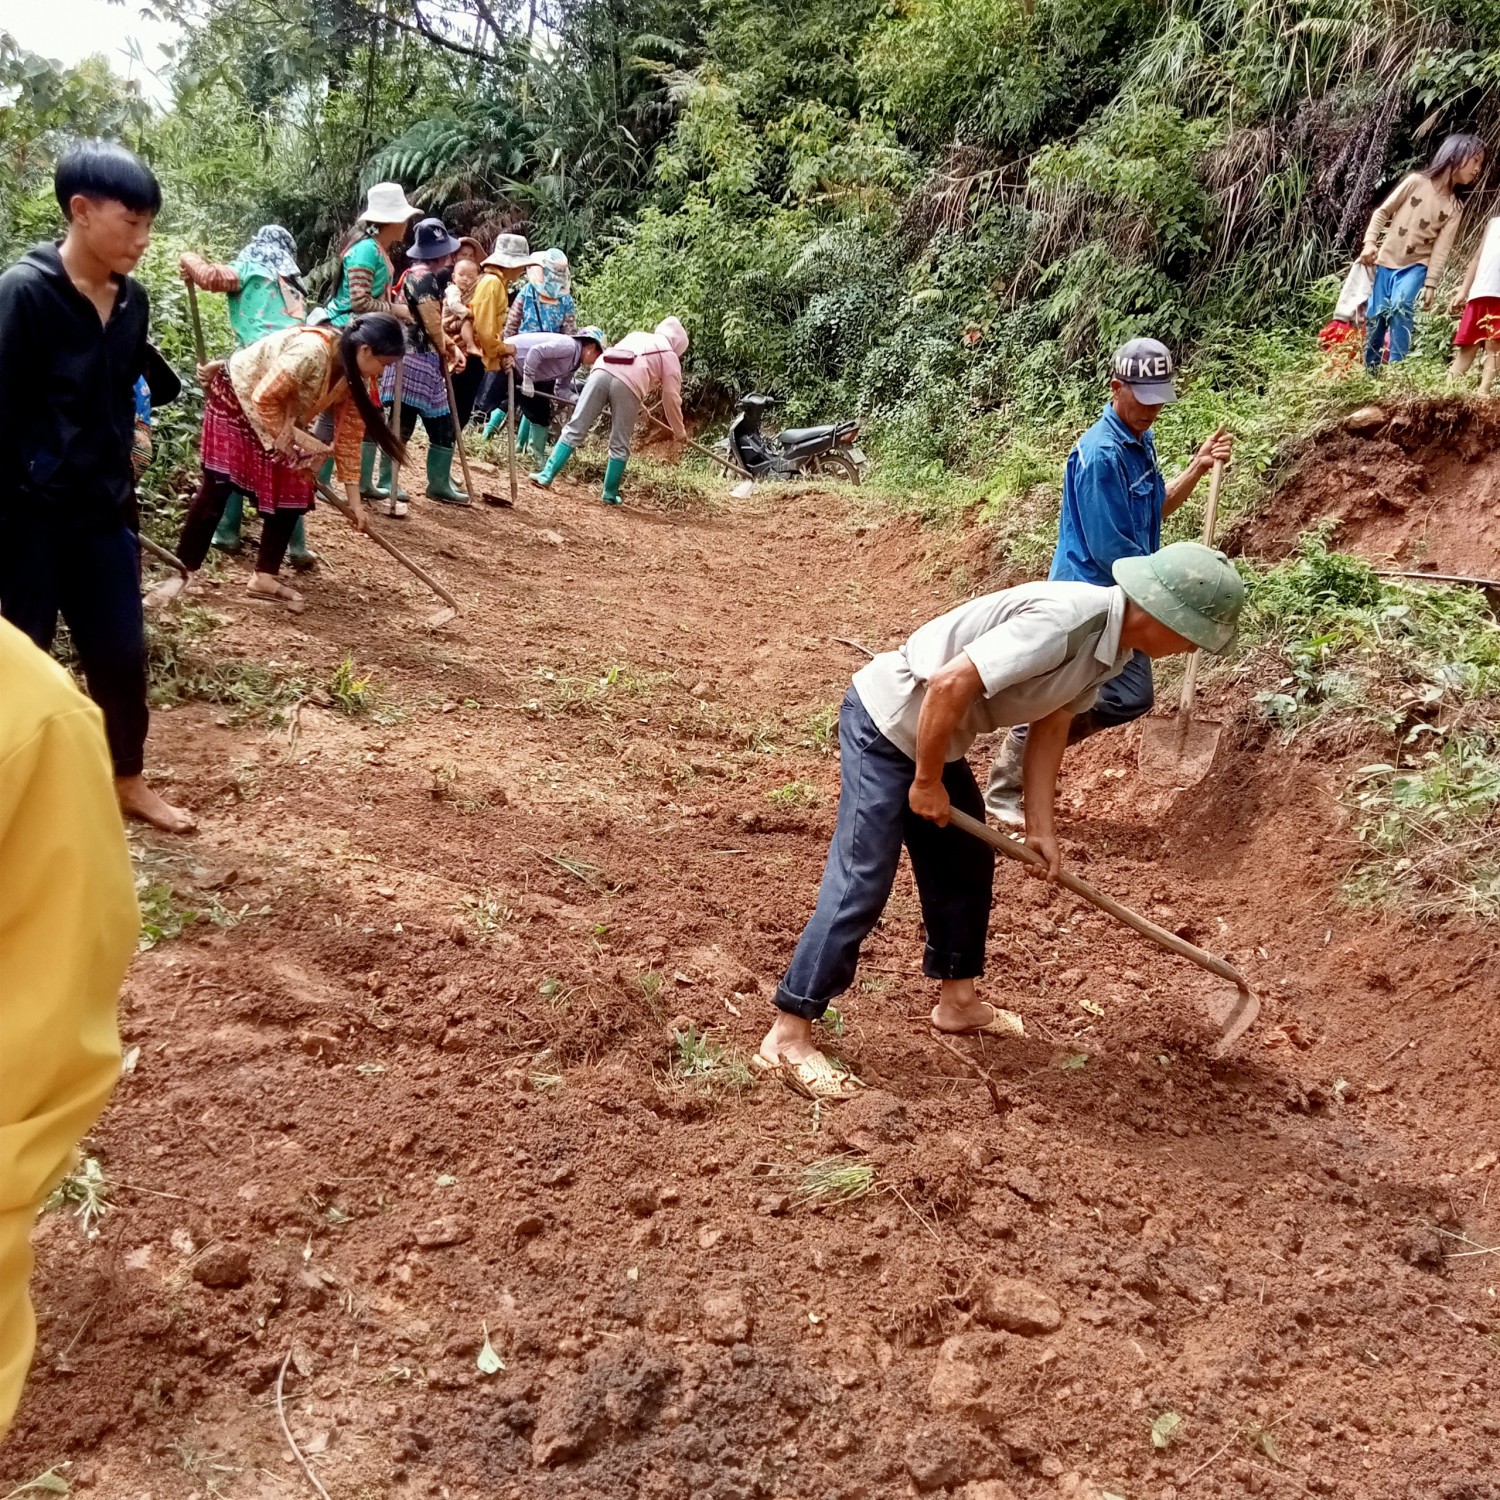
left=948, top=807, right=1261, bottom=1056
left=1138, top=457, right=1225, bottom=787
left=443, top=361, right=508, bottom=507
left=314, top=478, right=459, bottom=628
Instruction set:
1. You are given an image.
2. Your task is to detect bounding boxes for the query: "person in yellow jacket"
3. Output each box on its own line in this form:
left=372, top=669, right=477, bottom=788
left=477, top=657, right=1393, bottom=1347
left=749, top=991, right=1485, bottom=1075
left=0, top=618, right=137, bottom=1440
left=470, top=233, right=540, bottom=429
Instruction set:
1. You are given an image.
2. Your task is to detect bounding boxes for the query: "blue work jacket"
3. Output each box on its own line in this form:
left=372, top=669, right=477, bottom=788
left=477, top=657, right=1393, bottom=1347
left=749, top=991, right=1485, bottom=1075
left=1049, top=402, right=1166, bottom=587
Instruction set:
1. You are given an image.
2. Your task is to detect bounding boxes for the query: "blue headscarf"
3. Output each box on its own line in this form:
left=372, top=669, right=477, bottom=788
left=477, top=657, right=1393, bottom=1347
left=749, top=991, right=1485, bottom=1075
left=233, top=225, right=302, bottom=288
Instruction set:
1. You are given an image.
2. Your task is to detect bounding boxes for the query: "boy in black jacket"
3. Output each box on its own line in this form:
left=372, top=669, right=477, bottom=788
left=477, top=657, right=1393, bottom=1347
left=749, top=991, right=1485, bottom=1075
left=0, top=139, right=194, bottom=833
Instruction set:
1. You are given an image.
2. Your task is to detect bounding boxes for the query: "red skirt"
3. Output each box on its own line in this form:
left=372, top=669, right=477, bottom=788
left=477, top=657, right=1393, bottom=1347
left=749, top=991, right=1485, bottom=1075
left=200, top=369, right=316, bottom=513
left=1454, top=297, right=1500, bottom=347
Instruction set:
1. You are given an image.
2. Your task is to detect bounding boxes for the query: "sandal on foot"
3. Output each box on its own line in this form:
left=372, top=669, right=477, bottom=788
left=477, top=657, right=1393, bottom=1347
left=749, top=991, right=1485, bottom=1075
left=245, top=580, right=306, bottom=614
left=930, top=1002, right=1025, bottom=1038
left=753, top=1050, right=864, bottom=1101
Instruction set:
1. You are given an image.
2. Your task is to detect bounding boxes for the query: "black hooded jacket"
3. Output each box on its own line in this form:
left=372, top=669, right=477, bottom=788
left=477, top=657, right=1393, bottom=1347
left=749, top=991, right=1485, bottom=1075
left=0, top=242, right=150, bottom=530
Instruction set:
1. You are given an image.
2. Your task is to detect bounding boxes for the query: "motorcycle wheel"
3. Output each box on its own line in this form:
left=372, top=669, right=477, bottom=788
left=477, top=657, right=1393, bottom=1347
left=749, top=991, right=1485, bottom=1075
left=806, top=451, right=861, bottom=485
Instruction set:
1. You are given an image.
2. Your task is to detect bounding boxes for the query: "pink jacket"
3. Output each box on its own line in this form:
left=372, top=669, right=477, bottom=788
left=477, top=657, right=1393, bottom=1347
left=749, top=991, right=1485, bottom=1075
left=601, top=317, right=689, bottom=439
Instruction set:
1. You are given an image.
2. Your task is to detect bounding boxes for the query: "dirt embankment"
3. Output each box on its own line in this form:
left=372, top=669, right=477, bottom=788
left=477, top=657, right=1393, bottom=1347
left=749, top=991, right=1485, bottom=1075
left=1243, top=395, right=1500, bottom=578
left=4, top=454, right=1499, bottom=1500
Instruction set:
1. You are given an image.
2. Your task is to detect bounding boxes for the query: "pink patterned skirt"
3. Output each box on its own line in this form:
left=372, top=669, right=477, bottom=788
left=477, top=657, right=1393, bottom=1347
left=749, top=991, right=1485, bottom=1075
left=200, top=369, right=317, bottom=513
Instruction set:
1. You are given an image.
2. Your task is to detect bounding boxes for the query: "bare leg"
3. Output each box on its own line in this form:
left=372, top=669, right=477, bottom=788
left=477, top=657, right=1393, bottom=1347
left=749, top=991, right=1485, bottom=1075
left=1452, top=345, right=1478, bottom=380
left=1481, top=340, right=1499, bottom=396
left=116, top=773, right=196, bottom=834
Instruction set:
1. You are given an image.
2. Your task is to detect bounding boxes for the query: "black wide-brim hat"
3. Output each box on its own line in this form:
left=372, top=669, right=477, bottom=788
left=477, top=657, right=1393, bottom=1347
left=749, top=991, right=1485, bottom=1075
left=408, top=217, right=463, bottom=261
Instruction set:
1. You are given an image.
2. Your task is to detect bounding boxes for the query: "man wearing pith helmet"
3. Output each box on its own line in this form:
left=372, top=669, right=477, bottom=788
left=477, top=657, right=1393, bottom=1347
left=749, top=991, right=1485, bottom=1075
left=757, top=539, right=1246, bottom=1100
left=985, top=336, right=1235, bottom=829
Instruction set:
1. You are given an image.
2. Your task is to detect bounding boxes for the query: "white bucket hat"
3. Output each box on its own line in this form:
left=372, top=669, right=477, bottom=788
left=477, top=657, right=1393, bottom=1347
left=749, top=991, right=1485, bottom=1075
left=360, top=182, right=420, bottom=224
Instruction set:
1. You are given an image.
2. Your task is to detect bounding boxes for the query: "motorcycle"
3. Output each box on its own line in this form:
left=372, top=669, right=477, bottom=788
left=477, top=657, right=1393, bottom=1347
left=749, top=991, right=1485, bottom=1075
left=717, top=394, right=868, bottom=484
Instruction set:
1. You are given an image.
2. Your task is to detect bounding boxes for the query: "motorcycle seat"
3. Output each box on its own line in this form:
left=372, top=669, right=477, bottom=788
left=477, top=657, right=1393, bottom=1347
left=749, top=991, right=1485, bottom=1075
left=778, top=424, right=837, bottom=447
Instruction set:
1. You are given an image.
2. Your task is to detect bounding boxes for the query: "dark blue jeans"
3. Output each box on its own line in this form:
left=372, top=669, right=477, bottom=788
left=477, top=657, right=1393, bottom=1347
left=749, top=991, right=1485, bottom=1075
left=0, top=516, right=149, bottom=776
left=774, top=686, right=994, bottom=1020
left=1009, top=648, right=1155, bottom=754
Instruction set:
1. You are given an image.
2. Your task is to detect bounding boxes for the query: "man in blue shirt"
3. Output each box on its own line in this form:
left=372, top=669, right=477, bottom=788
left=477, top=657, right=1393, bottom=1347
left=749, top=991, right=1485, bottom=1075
left=986, top=338, right=1233, bottom=827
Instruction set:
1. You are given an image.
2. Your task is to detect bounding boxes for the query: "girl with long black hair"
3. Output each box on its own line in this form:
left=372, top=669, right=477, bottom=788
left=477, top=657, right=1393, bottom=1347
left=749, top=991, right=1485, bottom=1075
left=1359, top=132, right=1486, bottom=368
left=152, top=314, right=407, bottom=613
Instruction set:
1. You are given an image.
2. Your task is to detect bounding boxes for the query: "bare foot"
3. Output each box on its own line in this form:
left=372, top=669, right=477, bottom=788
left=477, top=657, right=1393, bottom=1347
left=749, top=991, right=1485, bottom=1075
left=930, top=978, right=991, bottom=1032
left=758, top=1010, right=823, bottom=1068
left=116, top=774, right=196, bottom=834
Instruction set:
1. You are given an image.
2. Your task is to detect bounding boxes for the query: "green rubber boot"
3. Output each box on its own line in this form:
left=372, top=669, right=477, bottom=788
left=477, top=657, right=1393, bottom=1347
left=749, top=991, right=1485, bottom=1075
left=601, top=455, right=627, bottom=506
left=288, top=515, right=319, bottom=572
left=526, top=421, right=549, bottom=467
left=359, top=442, right=381, bottom=499
left=376, top=451, right=409, bottom=504
left=483, top=407, right=506, bottom=440
left=212, top=491, right=245, bottom=552
left=426, top=445, right=470, bottom=506
left=316, top=457, right=334, bottom=487
left=516, top=416, right=532, bottom=450
left=529, top=440, right=573, bottom=488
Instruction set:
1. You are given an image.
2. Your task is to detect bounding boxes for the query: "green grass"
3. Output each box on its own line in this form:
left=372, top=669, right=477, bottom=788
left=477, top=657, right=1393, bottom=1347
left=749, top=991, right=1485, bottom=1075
left=135, top=863, right=270, bottom=952
left=670, top=1026, right=754, bottom=1092
left=146, top=605, right=307, bottom=724
left=767, top=779, right=820, bottom=807
left=523, top=662, right=678, bottom=719
left=1236, top=533, right=1500, bottom=916
left=328, top=654, right=378, bottom=715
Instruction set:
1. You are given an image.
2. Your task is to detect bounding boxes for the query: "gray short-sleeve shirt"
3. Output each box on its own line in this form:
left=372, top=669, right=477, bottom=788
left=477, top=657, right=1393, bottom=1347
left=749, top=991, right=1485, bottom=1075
left=851, top=581, right=1132, bottom=761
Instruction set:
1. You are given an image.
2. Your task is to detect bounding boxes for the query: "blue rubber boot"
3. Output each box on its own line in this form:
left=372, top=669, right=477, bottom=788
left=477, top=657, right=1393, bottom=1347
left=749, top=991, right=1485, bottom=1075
left=529, top=440, right=573, bottom=488
left=601, top=456, right=627, bottom=506
left=211, top=491, right=245, bottom=552
left=526, top=421, right=549, bottom=467
left=516, top=416, right=532, bottom=450
left=483, top=407, right=506, bottom=441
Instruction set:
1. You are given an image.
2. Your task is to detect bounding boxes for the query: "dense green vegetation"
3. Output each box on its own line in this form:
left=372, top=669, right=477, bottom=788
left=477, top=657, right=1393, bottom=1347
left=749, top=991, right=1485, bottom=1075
left=6, top=0, right=1500, bottom=496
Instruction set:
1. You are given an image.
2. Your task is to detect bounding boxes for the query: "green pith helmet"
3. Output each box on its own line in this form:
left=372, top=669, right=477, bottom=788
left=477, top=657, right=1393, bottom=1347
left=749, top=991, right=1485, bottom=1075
left=1113, top=541, right=1245, bottom=653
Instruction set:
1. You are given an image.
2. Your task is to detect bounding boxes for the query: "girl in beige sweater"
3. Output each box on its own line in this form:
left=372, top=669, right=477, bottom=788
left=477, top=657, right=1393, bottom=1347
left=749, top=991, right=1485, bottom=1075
left=1359, top=133, right=1485, bottom=368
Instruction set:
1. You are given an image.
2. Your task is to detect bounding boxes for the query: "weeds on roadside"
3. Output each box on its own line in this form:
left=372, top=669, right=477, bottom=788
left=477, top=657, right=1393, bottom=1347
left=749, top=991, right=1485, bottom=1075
left=802, top=704, right=839, bottom=753
left=43, top=1155, right=110, bottom=1237
left=670, top=1027, right=754, bottom=1092
left=1236, top=533, right=1500, bottom=914
left=459, top=889, right=509, bottom=937
left=329, top=654, right=377, bottom=715
left=136, top=873, right=270, bottom=952
left=524, top=662, right=677, bottom=720
left=767, top=779, right=819, bottom=806
left=147, top=606, right=307, bottom=724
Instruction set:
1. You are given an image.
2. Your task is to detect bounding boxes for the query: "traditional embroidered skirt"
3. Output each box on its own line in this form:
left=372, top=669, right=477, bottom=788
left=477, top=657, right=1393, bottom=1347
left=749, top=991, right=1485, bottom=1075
left=201, top=370, right=316, bottom=513
left=1454, top=296, right=1500, bottom=347
left=379, top=349, right=449, bottom=417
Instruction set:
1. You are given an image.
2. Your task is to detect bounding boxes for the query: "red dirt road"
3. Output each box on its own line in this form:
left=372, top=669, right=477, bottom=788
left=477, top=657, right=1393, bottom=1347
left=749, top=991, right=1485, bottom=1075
left=5, top=458, right=1499, bottom=1500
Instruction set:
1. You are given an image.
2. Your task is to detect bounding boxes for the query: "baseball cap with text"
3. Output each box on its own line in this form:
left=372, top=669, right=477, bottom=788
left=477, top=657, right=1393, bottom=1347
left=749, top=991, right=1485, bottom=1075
left=1111, top=337, right=1176, bottom=404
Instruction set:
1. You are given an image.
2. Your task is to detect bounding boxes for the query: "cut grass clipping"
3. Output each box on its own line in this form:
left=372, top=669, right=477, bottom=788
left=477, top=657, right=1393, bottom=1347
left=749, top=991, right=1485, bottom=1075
left=44, top=1155, right=110, bottom=1238
left=793, top=1155, right=876, bottom=1209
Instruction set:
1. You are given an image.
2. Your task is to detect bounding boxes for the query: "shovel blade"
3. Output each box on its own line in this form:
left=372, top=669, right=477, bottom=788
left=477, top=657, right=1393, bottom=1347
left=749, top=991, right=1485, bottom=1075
left=1138, top=715, right=1223, bottom=788
left=425, top=606, right=457, bottom=629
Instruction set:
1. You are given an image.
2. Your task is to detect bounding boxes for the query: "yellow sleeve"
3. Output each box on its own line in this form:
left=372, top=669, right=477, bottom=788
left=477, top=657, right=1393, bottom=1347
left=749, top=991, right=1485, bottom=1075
left=471, top=276, right=513, bottom=371
left=0, top=621, right=136, bottom=1438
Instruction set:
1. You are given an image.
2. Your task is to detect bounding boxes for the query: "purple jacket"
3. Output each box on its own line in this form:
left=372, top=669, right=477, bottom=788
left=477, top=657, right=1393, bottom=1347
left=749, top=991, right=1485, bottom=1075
left=511, top=332, right=583, bottom=387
